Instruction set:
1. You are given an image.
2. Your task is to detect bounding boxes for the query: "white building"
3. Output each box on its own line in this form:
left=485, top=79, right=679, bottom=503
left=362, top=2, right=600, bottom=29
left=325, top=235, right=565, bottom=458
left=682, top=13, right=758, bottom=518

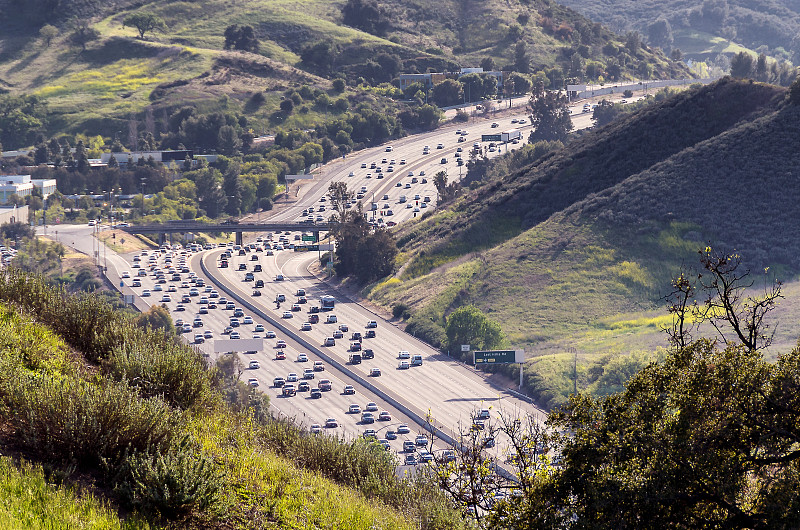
left=0, top=175, right=57, bottom=204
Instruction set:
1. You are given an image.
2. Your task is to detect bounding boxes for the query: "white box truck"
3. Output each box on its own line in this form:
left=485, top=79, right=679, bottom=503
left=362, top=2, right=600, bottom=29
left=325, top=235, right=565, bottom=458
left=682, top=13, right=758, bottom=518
left=501, top=129, right=522, bottom=143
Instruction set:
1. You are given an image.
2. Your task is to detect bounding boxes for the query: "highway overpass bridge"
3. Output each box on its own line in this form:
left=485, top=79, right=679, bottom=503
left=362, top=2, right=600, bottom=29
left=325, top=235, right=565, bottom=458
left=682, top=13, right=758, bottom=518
left=118, top=221, right=333, bottom=245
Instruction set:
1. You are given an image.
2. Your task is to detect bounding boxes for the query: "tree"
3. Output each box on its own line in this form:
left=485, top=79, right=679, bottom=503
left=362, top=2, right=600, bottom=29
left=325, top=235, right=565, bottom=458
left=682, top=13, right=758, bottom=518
left=300, top=41, right=337, bottom=73
left=755, top=52, right=768, bottom=81
left=489, top=249, right=799, bottom=529
left=69, top=20, right=100, bottom=50
left=134, top=304, right=174, bottom=335
left=332, top=78, right=346, bottom=93
left=591, top=99, right=617, bottom=126
left=0, top=221, right=34, bottom=241
left=327, top=181, right=354, bottom=222
left=123, top=12, right=165, bottom=39
left=444, top=305, right=505, bottom=354
left=527, top=89, right=573, bottom=142
left=480, top=57, right=496, bottom=71
left=431, top=79, right=463, bottom=107
left=730, top=51, right=754, bottom=78
left=647, top=18, right=673, bottom=49
left=341, top=0, right=389, bottom=36
left=39, top=24, right=58, bottom=47
left=223, top=24, right=259, bottom=53
left=433, top=170, right=460, bottom=204
left=217, top=125, right=242, bottom=156
left=514, top=42, right=530, bottom=73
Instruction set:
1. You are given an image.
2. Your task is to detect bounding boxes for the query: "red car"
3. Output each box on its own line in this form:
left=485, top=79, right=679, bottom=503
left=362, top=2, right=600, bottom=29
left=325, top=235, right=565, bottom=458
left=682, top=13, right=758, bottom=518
left=275, top=351, right=286, bottom=360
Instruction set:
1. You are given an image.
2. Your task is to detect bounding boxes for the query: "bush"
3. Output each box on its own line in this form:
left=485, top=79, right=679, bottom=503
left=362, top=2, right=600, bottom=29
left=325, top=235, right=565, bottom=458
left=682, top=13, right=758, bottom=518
left=392, top=302, right=409, bottom=319
left=112, top=441, right=221, bottom=518
left=454, top=110, right=469, bottom=122
left=0, top=362, right=184, bottom=468
left=105, top=331, right=214, bottom=410
left=623, top=89, right=634, bottom=98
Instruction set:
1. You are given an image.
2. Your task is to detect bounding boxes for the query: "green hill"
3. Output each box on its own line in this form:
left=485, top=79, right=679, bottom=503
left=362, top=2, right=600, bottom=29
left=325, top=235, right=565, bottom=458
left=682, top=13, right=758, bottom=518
left=558, top=0, right=800, bottom=66
left=370, top=78, right=800, bottom=407
left=0, top=0, right=688, bottom=142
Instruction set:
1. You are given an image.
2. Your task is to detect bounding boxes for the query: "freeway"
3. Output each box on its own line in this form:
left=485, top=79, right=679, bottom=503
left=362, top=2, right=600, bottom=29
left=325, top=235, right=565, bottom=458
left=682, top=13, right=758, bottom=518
left=43, top=100, right=623, bottom=467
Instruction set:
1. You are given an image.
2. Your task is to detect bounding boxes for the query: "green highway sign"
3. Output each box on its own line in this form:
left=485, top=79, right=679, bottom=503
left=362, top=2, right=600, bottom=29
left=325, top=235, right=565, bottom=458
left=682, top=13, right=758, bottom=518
left=474, top=349, right=524, bottom=365
left=481, top=134, right=501, bottom=142
left=302, top=234, right=317, bottom=242
left=307, top=244, right=319, bottom=251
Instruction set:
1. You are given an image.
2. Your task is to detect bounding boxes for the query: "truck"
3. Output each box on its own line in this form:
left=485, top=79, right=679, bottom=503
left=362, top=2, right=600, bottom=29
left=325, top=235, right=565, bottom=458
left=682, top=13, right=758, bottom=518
left=501, top=129, right=522, bottom=143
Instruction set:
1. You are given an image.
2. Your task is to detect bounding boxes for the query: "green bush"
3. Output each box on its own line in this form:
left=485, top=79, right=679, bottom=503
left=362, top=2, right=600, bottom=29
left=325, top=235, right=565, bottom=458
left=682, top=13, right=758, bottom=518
left=112, top=441, right=221, bottom=518
left=105, top=331, right=214, bottom=410
left=392, top=302, right=409, bottom=319
left=0, top=363, right=184, bottom=468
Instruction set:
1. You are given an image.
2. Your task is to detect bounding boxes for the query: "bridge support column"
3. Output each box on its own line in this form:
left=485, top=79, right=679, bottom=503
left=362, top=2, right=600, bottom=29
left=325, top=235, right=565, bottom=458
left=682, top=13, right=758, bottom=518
left=158, top=233, right=166, bottom=245
left=235, top=231, right=243, bottom=246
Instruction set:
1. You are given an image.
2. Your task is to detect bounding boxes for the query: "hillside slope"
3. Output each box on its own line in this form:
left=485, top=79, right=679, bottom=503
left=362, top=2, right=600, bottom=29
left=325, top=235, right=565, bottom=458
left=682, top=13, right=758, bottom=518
left=0, top=0, right=688, bottom=140
left=558, top=0, right=800, bottom=64
left=371, top=79, right=799, bottom=407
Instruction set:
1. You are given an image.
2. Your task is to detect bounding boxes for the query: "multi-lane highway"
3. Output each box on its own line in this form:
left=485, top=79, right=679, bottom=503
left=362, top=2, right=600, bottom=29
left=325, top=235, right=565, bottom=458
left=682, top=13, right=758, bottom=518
left=47, top=100, right=622, bottom=466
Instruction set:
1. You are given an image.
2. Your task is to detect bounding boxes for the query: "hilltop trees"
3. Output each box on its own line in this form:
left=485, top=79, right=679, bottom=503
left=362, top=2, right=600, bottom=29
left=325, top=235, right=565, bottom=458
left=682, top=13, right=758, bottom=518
left=123, top=12, right=165, bottom=39
left=341, top=0, right=389, bottom=36
left=223, top=25, right=259, bottom=53
left=39, top=24, right=58, bottom=47
left=444, top=305, right=505, bottom=356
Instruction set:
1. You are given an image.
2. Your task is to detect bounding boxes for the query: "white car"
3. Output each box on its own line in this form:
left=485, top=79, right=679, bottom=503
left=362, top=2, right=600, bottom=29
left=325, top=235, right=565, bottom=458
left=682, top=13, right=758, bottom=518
left=282, top=311, right=293, bottom=318
left=297, top=353, right=309, bottom=362
left=121, top=271, right=130, bottom=278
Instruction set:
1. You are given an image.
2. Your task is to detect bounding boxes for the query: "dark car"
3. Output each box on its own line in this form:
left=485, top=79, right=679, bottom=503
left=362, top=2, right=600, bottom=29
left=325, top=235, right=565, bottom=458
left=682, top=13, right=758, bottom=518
left=365, top=330, right=376, bottom=339
left=351, top=332, right=362, bottom=341
left=362, top=349, right=374, bottom=360
left=255, top=279, right=264, bottom=288
left=310, top=388, right=322, bottom=399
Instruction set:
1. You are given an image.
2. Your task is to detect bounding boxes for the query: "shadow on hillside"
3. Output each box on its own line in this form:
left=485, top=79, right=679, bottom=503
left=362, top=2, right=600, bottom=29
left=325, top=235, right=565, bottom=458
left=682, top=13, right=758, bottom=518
left=80, top=36, right=160, bottom=65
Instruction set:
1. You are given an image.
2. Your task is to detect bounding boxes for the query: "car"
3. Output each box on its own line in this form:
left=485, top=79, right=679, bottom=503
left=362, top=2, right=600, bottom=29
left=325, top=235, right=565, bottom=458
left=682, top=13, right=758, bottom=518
left=302, top=367, right=313, bottom=380
left=440, top=158, right=447, bottom=164
left=398, top=351, right=410, bottom=359
left=310, top=423, right=322, bottom=434
left=398, top=360, right=410, bottom=369
left=291, top=304, right=301, bottom=312
left=348, top=171, right=355, bottom=177
left=385, top=146, right=393, bottom=152
left=141, top=289, right=151, bottom=297
left=275, top=340, right=287, bottom=349
left=343, top=385, right=355, bottom=395
left=282, top=311, right=293, bottom=318
left=160, top=294, right=171, bottom=303
left=361, top=413, right=375, bottom=424
left=365, top=402, right=378, bottom=412
left=265, top=330, right=276, bottom=338
left=362, top=349, right=374, bottom=360
left=275, top=274, right=285, bottom=281
left=301, top=322, right=312, bottom=331
left=437, top=143, right=444, bottom=149
left=415, top=434, right=428, bottom=446
left=325, top=418, right=338, bottom=428
left=298, top=381, right=311, bottom=392
left=350, top=342, right=361, bottom=351
left=332, top=330, right=343, bottom=339
left=326, top=314, right=338, bottom=323
left=397, top=424, right=411, bottom=434
left=370, top=367, right=382, bottom=377
left=365, top=330, right=376, bottom=339
left=418, top=450, right=434, bottom=464
left=511, top=118, right=519, bottom=123
left=275, top=351, right=286, bottom=360
left=131, top=279, right=141, bottom=287
left=323, top=337, right=336, bottom=346
left=366, top=320, right=377, bottom=329
left=243, top=316, right=254, bottom=325
left=319, top=379, right=332, bottom=391
left=349, top=404, right=361, bottom=414
left=286, top=373, right=298, bottom=383
left=491, top=122, right=499, bottom=128
left=230, top=331, right=240, bottom=339
left=385, top=430, right=397, bottom=440
left=378, top=411, right=391, bottom=421
left=403, top=440, right=417, bottom=453
left=282, top=384, right=297, bottom=397
left=518, top=118, right=527, bottom=124
left=313, top=361, right=325, bottom=372
left=203, top=330, right=213, bottom=339
left=297, top=353, right=309, bottom=362
left=249, top=360, right=260, bottom=369
left=194, top=333, right=204, bottom=343
left=121, top=271, right=130, bottom=279
left=247, top=378, right=259, bottom=387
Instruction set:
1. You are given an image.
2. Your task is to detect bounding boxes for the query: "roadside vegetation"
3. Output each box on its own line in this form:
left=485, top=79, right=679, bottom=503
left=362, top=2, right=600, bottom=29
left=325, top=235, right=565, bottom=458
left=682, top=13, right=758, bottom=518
left=0, top=267, right=464, bottom=528
left=371, top=77, right=800, bottom=408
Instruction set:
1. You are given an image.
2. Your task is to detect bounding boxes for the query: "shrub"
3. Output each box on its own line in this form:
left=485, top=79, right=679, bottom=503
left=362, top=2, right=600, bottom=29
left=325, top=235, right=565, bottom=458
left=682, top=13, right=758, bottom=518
left=623, top=89, right=634, bottom=98
left=105, top=331, right=214, bottom=410
left=392, top=302, right=409, bottom=318
left=454, top=110, right=469, bottom=122
left=0, top=363, right=184, bottom=468
left=112, top=440, right=221, bottom=518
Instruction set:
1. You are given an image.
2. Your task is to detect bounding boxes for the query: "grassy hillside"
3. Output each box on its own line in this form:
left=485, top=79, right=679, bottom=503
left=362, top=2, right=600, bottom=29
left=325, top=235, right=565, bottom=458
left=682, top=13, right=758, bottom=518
left=0, top=269, right=463, bottom=528
left=558, top=0, right=800, bottom=65
left=0, top=0, right=688, bottom=140
left=370, top=78, right=800, bottom=407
